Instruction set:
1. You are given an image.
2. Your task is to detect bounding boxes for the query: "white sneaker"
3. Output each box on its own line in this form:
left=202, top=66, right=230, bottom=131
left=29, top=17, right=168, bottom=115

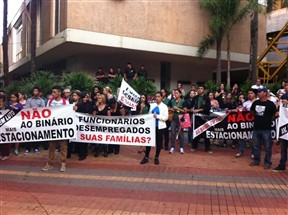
left=169, top=147, right=175, bottom=154
left=42, top=163, right=53, bottom=171
left=34, top=149, right=40, bottom=153
left=60, top=163, right=66, bottom=172
left=180, top=148, right=184, bottom=154
left=2, top=156, right=10, bottom=161
left=24, top=150, right=29, bottom=155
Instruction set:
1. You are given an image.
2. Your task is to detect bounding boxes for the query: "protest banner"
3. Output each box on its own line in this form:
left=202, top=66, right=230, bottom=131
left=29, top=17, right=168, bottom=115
left=0, top=105, right=76, bottom=144
left=117, top=79, right=140, bottom=110
left=193, top=111, right=277, bottom=140
left=75, top=113, right=156, bottom=146
left=277, top=101, right=288, bottom=140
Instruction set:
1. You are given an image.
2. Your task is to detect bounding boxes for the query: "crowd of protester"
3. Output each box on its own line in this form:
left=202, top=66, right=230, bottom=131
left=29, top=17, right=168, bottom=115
left=0, top=75, right=287, bottom=173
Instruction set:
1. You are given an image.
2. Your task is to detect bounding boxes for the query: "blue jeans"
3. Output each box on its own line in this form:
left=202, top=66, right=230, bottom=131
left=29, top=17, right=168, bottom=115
left=279, top=139, right=288, bottom=168
left=252, top=130, right=272, bottom=166
left=170, top=118, right=184, bottom=149
left=238, top=140, right=254, bottom=155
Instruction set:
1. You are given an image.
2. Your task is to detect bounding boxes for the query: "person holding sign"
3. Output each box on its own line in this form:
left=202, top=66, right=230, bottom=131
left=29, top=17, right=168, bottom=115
left=137, top=94, right=150, bottom=153
left=140, top=91, right=168, bottom=165
left=250, top=87, right=277, bottom=170
left=273, top=82, right=288, bottom=172
left=191, top=85, right=212, bottom=153
left=7, top=93, right=24, bottom=157
left=25, top=86, right=46, bottom=155
left=42, top=86, right=70, bottom=172
left=93, top=94, right=111, bottom=157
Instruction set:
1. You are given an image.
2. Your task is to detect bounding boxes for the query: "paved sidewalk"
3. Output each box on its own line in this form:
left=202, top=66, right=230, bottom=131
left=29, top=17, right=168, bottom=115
left=0, top=143, right=287, bottom=215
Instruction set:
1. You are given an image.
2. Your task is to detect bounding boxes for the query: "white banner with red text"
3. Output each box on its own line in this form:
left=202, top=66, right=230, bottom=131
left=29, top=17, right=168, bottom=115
left=0, top=105, right=76, bottom=144
left=75, top=113, right=156, bottom=146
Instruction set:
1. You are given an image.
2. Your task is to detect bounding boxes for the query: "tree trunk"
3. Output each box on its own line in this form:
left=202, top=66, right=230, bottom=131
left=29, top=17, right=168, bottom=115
left=226, top=32, right=231, bottom=89
left=2, top=0, right=9, bottom=86
left=249, top=5, right=258, bottom=84
left=216, top=37, right=222, bottom=84
left=30, top=0, right=37, bottom=73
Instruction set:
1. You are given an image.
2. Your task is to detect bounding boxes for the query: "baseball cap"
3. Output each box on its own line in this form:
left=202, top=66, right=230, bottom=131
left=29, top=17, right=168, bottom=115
left=258, top=87, right=268, bottom=92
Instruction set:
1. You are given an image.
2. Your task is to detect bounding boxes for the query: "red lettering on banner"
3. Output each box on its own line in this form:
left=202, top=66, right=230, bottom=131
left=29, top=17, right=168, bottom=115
left=105, top=135, right=144, bottom=143
left=21, top=109, right=51, bottom=120
left=80, top=134, right=102, bottom=141
left=227, top=112, right=255, bottom=123
left=245, top=112, right=254, bottom=122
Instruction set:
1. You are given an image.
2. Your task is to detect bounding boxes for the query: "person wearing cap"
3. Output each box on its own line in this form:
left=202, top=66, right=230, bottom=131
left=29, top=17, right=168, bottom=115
left=249, top=87, right=277, bottom=170
left=235, top=89, right=257, bottom=158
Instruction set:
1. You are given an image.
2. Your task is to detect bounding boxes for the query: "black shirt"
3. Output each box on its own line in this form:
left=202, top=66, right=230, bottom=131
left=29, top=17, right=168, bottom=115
left=250, top=100, right=276, bottom=130
left=124, top=67, right=136, bottom=81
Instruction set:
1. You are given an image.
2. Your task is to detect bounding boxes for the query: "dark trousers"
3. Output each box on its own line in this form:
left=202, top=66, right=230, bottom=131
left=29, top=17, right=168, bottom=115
left=163, top=121, right=170, bottom=148
left=145, top=128, right=164, bottom=159
left=25, top=142, right=40, bottom=151
left=77, top=142, right=88, bottom=158
left=67, top=141, right=75, bottom=157
left=279, top=139, right=287, bottom=168
left=192, top=136, right=211, bottom=151
left=0, top=143, right=11, bottom=156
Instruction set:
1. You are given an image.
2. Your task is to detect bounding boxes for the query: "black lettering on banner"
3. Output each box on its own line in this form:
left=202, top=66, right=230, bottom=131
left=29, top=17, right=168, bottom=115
left=194, top=111, right=277, bottom=140
left=0, top=109, right=20, bottom=127
left=279, top=123, right=288, bottom=137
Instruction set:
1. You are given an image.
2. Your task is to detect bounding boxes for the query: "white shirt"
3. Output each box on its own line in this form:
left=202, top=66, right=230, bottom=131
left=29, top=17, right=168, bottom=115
left=47, top=98, right=70, bottom=107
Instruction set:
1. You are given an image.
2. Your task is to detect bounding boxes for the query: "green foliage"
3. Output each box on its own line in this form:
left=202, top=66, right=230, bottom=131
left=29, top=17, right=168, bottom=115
left=197, top=34, right=215, bottom=59
left=204, top=80, right=218, bottom=93
left=2, top=72, right=158, bottom=99
left=105, top=75, right=123, bottom=94
left=240, top=79, right=253, bottom=96
left=61, top=72, right=97, bottom=93
left=0, top=82, right=21, bottom=96
left=266, top=82, right=282, bottom=95
left=130, top=77, right=157, bottom=96
left=31, top=71, right=59, bottom=96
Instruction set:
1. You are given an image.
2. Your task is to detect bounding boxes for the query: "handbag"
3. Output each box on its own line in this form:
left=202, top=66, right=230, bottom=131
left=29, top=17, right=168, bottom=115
left=178, top=113, right=191, bottom=129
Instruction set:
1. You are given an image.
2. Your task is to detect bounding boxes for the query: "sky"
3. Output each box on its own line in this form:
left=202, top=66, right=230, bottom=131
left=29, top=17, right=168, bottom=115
left=0, top=0, right=23, bottom=39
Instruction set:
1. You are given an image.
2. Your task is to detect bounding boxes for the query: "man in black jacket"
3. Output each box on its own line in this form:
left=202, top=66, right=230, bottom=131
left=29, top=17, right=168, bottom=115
left=191, top=84, right=212, bottom=153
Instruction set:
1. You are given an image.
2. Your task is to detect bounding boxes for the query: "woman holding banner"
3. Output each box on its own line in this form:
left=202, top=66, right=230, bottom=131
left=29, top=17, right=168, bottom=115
left=137, top=94, right=150, bottom=153
left=140, top=91, right=168, bottom=165
left=93, top=94, right=111, bottom=157
left=109, top=98, right=125, bottom=155
left=7, top=93, right=24, bottom=157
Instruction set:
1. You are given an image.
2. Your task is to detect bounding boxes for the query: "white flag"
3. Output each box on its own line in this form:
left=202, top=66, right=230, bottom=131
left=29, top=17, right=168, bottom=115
left=117, top=79, right=140, bottom=110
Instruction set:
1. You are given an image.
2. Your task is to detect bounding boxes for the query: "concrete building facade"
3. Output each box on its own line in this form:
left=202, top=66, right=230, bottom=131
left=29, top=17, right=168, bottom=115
left=6, top=0, right=267, bottom=92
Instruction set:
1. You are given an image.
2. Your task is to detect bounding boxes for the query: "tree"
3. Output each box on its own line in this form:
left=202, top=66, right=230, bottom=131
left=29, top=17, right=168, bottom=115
left=225, top=1, right=254, bottom=88
left=2, top=0, right=9, bottom=86
left=249, top=0, right=259, bottom=84
left=197, top=0, right=232, bottom=84
left=197, top=0, right=248, bottom=85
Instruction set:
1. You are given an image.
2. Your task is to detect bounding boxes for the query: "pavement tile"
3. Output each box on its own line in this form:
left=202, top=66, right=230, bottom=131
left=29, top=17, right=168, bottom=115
left=0, top=144, right=287, bottom=215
